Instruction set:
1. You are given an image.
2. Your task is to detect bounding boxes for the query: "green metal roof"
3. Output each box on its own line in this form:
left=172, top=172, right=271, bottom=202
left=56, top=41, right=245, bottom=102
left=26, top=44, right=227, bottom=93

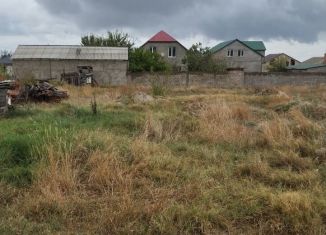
left=288, top=63, right=326, bottom=70
left=243, top=41, right=266, bottom=51
left=210, top=39, right=266, bottom=54
left=210, top=40, right=233, bottom=53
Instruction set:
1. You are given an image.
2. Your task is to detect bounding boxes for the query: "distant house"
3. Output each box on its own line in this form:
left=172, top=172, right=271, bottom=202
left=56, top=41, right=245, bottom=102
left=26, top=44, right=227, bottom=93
left=210, top=39, right=266, bottom=72
left=289, top=54, right=326, bottom=72
left=263, top=53, right=300, bottom=72
left=141, top=31, right=187, bottom=70
left=0, top=55, right=13, bottom=76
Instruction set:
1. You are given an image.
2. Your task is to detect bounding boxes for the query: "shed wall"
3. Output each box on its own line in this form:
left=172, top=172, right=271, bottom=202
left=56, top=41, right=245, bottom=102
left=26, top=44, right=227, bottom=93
left=13, top=59, right=128, bottom=85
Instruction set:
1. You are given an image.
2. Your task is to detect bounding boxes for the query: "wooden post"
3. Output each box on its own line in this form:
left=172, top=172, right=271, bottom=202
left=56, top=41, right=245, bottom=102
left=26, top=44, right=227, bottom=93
left=0, top=89, right=8, bottom=114
left=186, top=71, right=190, bottom=88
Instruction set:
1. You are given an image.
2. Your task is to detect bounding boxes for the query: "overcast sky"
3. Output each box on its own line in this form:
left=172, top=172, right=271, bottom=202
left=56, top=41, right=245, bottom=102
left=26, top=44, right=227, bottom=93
left=1, top=0, right=326, bottom=61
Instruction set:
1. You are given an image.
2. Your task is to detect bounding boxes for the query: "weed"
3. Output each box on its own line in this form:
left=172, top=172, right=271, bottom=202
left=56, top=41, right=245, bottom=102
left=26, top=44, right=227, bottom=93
left=151, top=77, right=168, bottom=96
left=90, top=94, right=97, bottom=115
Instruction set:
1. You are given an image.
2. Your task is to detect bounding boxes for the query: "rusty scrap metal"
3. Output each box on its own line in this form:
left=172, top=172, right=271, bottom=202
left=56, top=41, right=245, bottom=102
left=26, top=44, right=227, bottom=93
left=26, top=81, right=68, bottom=101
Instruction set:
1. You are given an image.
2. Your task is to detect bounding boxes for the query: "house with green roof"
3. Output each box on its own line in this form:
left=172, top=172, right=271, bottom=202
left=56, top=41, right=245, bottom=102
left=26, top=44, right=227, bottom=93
left=210, top=39, right=266, bottom=72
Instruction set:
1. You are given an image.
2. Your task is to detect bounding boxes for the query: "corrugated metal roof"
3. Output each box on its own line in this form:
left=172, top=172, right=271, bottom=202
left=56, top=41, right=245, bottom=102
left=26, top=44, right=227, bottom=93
left=288, top=63, right=326, bottom=70
left=141, top=31, right=188, bottom=50
left=210, top=40, right=234, bottom=53
left=12, top=45, right=128, bottom=61
left=243, top=41, right=266, bottom=51
left=211, top=39, right=266, bottom=55
left=148, top=31, right=177, bottom=42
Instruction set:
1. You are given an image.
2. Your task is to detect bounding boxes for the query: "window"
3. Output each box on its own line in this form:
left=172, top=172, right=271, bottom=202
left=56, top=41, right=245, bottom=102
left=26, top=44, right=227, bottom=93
left=291, top=59, right=295, bottom=66
left=168, top=47, right=176, bottom=57
left=227, top=49, right=233, bottom=57
left=149, top=46, right=156, bottom=53
left=238, top=50, right=244, bottom=57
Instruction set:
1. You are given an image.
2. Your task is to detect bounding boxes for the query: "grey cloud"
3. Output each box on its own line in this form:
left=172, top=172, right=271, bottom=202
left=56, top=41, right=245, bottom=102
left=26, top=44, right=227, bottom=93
left=0, top=17, right=27, bottom=36
left=28, top=0, right=326, bottom=42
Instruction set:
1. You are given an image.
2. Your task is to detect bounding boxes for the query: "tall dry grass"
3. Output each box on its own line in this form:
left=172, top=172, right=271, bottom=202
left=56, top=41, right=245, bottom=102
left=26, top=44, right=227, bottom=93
left=141, top=112, right=183, bottom=143
left=198, top=101, right=259, bottom=147
left=1, top=85, right=326, bottom=234
left=260, top=117, right=294, bottom=148
left=60, top=84, right=149, bottom=107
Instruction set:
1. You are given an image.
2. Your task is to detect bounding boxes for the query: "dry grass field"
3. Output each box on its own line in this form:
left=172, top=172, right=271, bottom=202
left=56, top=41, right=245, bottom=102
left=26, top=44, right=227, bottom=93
left=0, top=84, right=326, bottom=234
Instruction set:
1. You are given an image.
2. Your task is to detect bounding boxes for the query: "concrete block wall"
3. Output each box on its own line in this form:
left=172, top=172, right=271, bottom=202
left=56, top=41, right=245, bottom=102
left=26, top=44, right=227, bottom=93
left=13, top=59, right=128, bottom=85
left=244, top=72, right=326, bottom=87
left=11, top=59, right=326, bottom=88
left=128, top=70, right=245, bottom=88
left=128, top=71, right=326, bottom=88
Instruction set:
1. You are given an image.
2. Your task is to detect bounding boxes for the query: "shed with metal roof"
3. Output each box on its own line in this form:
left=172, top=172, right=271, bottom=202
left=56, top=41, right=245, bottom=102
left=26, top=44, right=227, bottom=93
left=12, top=45, right=129, bottom=85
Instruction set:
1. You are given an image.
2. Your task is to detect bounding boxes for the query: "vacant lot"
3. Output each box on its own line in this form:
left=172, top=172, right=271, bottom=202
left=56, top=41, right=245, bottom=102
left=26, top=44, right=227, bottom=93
left=0, top=84, right=326, bottom=234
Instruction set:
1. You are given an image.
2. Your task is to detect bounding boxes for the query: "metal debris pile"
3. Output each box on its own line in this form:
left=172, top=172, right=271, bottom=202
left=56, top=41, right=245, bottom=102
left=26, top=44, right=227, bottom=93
left=0, top=80, right=16, bottom=90
left=26, top=81, right=68, bottom=101
left=61, top=66, right=98, bottom=86
left=1, top=80, right=68, bottom=104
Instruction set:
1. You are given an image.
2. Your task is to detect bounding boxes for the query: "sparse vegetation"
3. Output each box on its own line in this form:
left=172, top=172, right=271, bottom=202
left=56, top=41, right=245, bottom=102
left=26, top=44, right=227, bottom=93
left=0, top=84, right=326, bottom=234
left=81, top=30, right=134, bottom=49
left=183, top=43, right=227, bottom=73
left=129, top=48, right=168, bottom=73
left=268, top=57, right=289, bottom=72
left=80, top=31, right=169, bottom=73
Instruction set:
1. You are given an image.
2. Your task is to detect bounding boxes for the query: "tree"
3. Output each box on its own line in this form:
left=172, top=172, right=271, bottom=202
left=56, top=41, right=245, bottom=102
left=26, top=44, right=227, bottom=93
left=183, top=43, right=226, bottom=73
left=268, top=57, right=288, bottom=72
left=0, top=50, right=12, bottom=80
left=81, top=31, right=168, bottom=72
left=1, top=50, right=12, bottom=58
left=129, top=48, right=168, bottom=72
left=81, top=30, right=134, bottom=49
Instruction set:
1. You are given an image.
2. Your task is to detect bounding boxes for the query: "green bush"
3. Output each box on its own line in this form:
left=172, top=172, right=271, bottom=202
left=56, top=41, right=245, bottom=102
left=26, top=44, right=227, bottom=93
left=268, top=57, right=288, bottom=72
left=0, top=135, right=38, bottom=186
left=183, top=42, right=227, bottom=73
left=0, top=167, right=33, bottom=187
left=129, top=48, right=168, bottom=72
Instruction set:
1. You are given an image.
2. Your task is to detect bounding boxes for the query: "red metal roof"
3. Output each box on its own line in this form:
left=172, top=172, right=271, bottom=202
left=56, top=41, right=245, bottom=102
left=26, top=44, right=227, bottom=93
left=147, top=31, right=177, bottom=42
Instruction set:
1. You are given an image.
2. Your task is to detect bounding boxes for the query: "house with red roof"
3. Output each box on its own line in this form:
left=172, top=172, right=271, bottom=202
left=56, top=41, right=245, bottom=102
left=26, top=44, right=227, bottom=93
left=141, top=31, right=187, bottom=70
